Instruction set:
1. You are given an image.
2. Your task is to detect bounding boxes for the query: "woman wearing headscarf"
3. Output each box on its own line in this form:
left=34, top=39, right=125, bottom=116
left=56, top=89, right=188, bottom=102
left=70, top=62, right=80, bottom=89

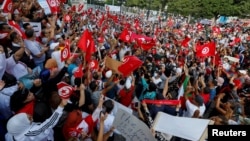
left=5, top=97, right=68, bottom=141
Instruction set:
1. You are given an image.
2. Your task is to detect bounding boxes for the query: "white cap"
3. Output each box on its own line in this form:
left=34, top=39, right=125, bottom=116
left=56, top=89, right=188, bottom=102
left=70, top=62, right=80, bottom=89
left=50, top=42, right=60, bottom=50
left=105, top=70, right=112, bottom=78
left=125, top=79, right=132, bottom=89
left=176, top=68, right=182, bottom=75
left=239, top=70, right=247, bottom=75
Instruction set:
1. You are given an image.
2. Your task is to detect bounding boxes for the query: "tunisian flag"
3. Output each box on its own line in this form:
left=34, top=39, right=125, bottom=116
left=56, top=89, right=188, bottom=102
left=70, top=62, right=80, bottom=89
left=118, top=56, right=143, bottom=77
left=61, top=39, right=70, bottom=61
left=78, top=29, right=95, bottom=62
left=181, top=36, right=190, bottom=47
left=8, top=20, right=26, bottom=39
left=57, top=81, right=74, bottom=99
left=1, top=0, right=12, bottom=13
left=46, top=0, right=60, bottom=14
left=119, top=29, right=131, bottom=43
left=196, top=42, right=216, bottom=57
left=74, top=64, right=84, bottom=78
left=136, top=38, right=156, bottom=50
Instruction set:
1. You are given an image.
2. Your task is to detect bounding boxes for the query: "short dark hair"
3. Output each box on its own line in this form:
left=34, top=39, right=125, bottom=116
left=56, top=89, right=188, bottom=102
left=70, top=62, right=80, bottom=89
left=10, top=32, right=18, bottom=42
left=74, top=76, right=86, bottom=87
left=103, top=99, right=114, bottom=114
left=89, top=81, right=97, bottom=92
left=25, top=28, right=34, bottom=38
left=23, top=23, right=31, bottom=30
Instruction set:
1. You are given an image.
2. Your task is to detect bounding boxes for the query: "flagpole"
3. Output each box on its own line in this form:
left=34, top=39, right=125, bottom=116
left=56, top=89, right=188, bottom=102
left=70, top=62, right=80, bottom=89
left=71, top=46, right=78, bottom=57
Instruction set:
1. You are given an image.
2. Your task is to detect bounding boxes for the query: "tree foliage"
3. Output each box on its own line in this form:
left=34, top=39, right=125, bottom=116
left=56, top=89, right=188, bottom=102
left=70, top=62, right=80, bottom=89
left=122, top=0, right=250, bottom=18
left=167, top=0, right=250, bottom=18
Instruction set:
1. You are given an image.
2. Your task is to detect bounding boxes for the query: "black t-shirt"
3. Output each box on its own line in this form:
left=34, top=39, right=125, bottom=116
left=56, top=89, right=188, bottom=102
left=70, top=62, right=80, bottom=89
left=64, top=89, right=93, bottom=114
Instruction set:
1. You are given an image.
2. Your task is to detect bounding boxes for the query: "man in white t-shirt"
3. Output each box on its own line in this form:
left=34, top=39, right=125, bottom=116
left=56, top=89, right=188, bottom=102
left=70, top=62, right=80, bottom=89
left=97, top=99, right=115, bottom=140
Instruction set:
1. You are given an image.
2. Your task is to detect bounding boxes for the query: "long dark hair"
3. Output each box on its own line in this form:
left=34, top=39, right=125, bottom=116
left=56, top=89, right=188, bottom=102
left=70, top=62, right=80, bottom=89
left=10, top=88, right=29, bottom=113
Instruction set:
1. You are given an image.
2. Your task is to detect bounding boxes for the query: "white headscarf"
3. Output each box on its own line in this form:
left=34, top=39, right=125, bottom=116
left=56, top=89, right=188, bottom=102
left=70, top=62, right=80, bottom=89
left=7, top=113, right=30, bottom=137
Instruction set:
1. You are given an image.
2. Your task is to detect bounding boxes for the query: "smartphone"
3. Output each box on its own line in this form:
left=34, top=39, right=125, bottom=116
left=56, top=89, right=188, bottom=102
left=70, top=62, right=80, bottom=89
left=135, top=102, right=139, bottom=108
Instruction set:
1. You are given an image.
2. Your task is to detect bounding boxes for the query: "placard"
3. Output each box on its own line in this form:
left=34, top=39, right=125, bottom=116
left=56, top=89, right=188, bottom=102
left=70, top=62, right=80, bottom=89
left=113, top=109, right=156, bottom=141
left=152, top=112, right=214, bottom=141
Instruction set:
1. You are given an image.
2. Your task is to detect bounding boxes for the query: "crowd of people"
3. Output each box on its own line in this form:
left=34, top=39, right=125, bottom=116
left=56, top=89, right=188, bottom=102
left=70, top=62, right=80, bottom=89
left=0, top=0, right=250, bottom=141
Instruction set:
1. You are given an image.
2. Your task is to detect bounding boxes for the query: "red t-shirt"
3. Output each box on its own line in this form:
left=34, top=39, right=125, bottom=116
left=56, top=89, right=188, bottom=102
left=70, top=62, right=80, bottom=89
left=119, top=86, right=135, bottom=107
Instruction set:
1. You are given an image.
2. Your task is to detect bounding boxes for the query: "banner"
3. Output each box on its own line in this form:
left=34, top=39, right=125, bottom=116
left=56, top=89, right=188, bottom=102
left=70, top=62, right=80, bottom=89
left=143, top=99, right=180, bottom=106
left=105, top=5, right=120, bottom=12
left=113, top=109, right=156, bottom=141
left=152, top=112, right=214, bottom=141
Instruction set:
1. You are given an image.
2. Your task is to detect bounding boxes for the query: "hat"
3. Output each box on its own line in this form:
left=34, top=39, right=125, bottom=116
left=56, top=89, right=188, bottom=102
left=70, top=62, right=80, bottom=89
left=105, top=70, right=112, bottom=78
left=50, top=42, right=60, bottom=50
left=239, top=70, right=247, bottom=75
left=125, top=79, right=132, bottom=89
left=195, top=95, right=204, bottom=106
left=39, top=69, right=50, bottom=83
left=45, top=59, right=58, bottom=69
left=176, top=68, right=182, bottom=75
left=7, top=113, right=30, bottom=137
left=217, top=77, right=224, bottom=86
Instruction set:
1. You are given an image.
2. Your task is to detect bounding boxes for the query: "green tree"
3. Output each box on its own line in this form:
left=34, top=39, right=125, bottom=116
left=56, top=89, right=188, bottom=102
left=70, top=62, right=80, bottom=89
left=167, top=0, right=250, bottom=18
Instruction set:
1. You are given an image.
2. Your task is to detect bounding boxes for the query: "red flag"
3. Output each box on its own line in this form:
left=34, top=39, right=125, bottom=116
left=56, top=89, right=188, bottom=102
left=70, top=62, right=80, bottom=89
left=8, top=20, right=26, bottom=39
left=181, top=36, right=190, bottom=47
left=119, top=29, right=131, bottom=43
left=118, top=56, right=143, bottom=77
left=212, top=26, right=221, bottom=34
left=61, top=40, right=71, bottom=61
left=89, top=60, right=99, bottom=71
left=74, top=64, right=84, bottom=78
left=78, top=29, right=93, bottom=52
left=98, top=14, right=105, bottom=27
left=64, top=14, right=72, bottom=23
left=71, top=5, right=76, bottom=11
left=196, top=42, right=216, bottom=57
left=197, top=23, right=203, bottom=30
left=137, top=38, right=156, bottom=50
left=77, top=3, right=84, bottom=13
left=57, top=81, right=74, bottom=99
left=85, top=39, right=96, bottom=62
left=1, top=0, right=12, bottom=13
left=46, top=0, right=60, bottom=14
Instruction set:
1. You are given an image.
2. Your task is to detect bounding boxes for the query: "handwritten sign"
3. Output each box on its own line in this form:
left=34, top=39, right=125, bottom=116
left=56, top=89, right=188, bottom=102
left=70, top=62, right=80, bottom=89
left=113, top=109, right=156, bottom=141
left=152, top=112, right=214, bottom=141
left=37, top=0, right=51, bottom=15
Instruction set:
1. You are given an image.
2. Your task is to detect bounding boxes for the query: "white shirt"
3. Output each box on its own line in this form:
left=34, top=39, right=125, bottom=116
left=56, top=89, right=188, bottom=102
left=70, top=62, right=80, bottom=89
left=184, top=99, right=206, bottom=118
left=97, top=114, right=115, bottom=136
left=6, top=55, right=29, bottom=79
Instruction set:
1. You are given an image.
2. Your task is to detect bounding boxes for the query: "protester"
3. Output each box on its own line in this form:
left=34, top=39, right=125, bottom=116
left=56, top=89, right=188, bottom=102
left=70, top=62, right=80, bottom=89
left=0, top=1, right=250, bottom=141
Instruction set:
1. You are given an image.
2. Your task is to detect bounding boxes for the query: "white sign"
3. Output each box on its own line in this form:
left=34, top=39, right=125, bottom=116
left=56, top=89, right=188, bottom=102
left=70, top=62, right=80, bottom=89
left=37, top=0, right=51, bottom=15
left=152, top=112, right=214, bottom=141
left=105, top=4, right=121, bottom=12
left=23, top=22, right=42, bottom=37
left=113, top=109, right=156, bottom=141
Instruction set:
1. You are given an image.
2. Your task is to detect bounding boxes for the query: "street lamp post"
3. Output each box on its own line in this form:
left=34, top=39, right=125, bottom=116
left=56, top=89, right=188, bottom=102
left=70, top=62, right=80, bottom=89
left=147, top=0, right=152, bottom=20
